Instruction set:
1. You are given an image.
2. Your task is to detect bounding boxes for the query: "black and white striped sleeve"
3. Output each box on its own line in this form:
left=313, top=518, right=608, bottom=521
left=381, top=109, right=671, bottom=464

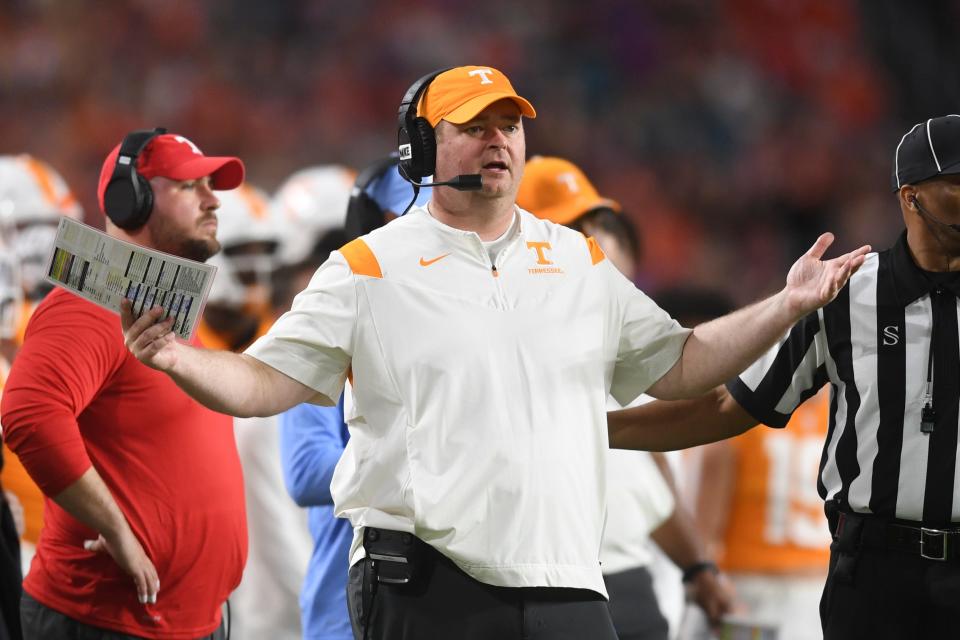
left=726, top=309, right=830, bottom=427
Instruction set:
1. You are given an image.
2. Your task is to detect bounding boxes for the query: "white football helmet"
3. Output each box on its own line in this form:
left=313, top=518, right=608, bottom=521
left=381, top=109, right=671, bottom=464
left=0, top=155, right=83, bottom=300
left=216, top=183, right=276, bottom=250
left=270, top=165, right=354, bottom=267
left=204, top=253, right=246, bottom=308
left=0, top=228, right=22, bottom=341
left=0, top=154, right=83, bottom=226
left=215, top=182, right=278, bottom=287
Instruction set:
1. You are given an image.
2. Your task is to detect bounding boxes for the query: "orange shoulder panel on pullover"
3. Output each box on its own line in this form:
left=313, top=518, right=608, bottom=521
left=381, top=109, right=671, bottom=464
left=584, top=235, right=606, bottom=265
left=339, top=239, right=382, bottom=278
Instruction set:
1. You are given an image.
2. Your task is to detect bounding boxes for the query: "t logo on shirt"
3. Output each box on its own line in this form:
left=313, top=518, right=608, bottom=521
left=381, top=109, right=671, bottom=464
left=527, top=241, right=553, bottom=265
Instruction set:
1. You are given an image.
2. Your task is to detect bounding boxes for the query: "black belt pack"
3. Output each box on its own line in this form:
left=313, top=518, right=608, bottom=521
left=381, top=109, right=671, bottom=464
left=363, top=527, right=423, bottom=585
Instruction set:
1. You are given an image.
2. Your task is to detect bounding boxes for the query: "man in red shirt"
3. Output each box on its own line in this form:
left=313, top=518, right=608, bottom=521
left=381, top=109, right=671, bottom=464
left=0, top=129, right=248, bottom=640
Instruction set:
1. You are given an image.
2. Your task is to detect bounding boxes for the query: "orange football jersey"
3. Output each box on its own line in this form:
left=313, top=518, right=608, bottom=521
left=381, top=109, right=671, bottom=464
left=2, top=361, right=45, bottom=544
left=196, top=315, right=274, bottom=353
left=718, top=387, right=832, bottom=574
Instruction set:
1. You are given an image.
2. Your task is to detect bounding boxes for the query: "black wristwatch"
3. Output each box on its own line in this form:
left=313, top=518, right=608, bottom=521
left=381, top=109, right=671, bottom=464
left=681, top=561, right=719, bottom=583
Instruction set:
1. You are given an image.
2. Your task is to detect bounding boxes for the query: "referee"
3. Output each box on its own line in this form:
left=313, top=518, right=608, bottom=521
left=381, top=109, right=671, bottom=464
left=609, top=114, right=960, bottom=638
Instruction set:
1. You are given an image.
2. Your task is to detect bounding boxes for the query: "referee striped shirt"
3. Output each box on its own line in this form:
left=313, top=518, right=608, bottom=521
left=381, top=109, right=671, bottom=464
left=728, top=232, right=960, bottom=527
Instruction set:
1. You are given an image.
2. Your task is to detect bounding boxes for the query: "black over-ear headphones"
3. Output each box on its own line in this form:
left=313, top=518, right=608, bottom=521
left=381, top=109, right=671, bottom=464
left=103, top=127, right=166, bottom=230
left=345, top=155, right=400, bottom=241
left=397, top=68, right=451, bottom=184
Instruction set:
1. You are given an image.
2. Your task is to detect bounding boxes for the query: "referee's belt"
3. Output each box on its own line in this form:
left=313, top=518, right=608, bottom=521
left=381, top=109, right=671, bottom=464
left=836, top=512, right=960, bottom=562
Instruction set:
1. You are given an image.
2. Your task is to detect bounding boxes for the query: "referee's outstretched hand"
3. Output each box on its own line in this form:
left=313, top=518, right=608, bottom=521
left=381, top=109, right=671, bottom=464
left=784, top=233, right=870, bottom=318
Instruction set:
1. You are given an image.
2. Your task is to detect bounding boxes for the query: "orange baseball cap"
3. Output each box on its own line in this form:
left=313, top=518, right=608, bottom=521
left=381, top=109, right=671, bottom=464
left=516, top=156, right=620, bottom=225
left=418, top=66, right=537, bottom=127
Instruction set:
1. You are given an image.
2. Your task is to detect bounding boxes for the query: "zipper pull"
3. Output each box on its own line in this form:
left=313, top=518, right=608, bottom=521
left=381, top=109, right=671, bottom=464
left=491, top=264, right=499, bottom=278
left=921, top=403, right=936, bottom=434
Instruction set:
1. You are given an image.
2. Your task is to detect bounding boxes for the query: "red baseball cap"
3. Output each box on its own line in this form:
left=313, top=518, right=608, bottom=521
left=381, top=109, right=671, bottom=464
left=97, top=133, right=245, bottom=213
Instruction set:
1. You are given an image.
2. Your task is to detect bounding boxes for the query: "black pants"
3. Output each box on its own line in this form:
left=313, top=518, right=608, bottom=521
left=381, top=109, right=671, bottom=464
left=347, top=539, right=618, bottom=640
left=820, top=546, right=960, bottom=639
left=603, top=566, right=669, bottom=640
left=0, top=495, right=21, bottom=640
left=20, top=593, right=226, bottom=640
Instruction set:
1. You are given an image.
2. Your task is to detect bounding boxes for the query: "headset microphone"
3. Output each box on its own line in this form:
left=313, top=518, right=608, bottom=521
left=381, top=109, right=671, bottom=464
left=912, top=196, right=960, bottom=232
left=404, top=172, right=483, bottom=192
left=396, top=164, right=483, bottom=215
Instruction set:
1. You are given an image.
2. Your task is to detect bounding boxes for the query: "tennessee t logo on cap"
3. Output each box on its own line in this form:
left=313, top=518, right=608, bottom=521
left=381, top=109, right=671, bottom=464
left=516, top=156, right=621, bottom=226
left=418, top=65, right=537, bottom=127
left=468, top=69, right=495, bottom=85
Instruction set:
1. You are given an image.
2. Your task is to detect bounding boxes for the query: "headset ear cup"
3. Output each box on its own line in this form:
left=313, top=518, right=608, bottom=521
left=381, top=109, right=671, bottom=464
left=103, top=177, right=134, bottom=228
left=413, top=117, right=436, bottom=178
left=104, top=127, right=165, bottom=229
left=397, top=126, right=416, bottom=182
left=105, top=173, right=152, bottom=230
left=134, top=173, right=154, bottom=228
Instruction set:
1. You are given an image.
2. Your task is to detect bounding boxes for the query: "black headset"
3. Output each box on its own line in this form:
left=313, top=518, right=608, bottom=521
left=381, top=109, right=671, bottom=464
left=345, top=155, right=401, bottom=241
left=397, top=68, right=451, bottom=184
left=103, top=127, right=166, bottom=230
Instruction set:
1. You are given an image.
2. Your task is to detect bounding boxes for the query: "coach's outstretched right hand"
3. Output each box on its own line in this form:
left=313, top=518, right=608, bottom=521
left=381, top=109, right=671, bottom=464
left=121, top=300, right=181, bottom=371
left=120, top=298, right=317, bottom=418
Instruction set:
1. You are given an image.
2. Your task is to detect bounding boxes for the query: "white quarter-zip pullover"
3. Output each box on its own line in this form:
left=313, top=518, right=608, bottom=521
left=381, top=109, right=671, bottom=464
left=246, top=206, right=689, bottom=596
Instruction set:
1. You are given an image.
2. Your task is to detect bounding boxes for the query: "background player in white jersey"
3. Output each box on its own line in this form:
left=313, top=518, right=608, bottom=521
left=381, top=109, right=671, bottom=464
left=517, top=156, right=735, bottom=639
left=0, top=154, right=82, bottom=576
left=278, top=155, right=429, bottom=640
left=269, top=165, right=354, bottom=314
left=0, top=216, right=24, bottom=640
left=195, top=179, right=312, bottom=640
left=652, top=286, right=831, bottom=640
left=198, top=182, right=277, bottom=351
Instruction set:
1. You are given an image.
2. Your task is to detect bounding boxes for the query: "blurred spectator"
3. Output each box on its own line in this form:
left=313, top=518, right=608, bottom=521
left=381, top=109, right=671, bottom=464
left=0, top=1, right=928, bottom=308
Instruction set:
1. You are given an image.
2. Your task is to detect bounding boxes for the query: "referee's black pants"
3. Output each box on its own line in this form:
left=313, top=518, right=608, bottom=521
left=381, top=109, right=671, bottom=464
left=347, top=535, right=618, bottom=640
left=820, top=546, right=960, bottom=638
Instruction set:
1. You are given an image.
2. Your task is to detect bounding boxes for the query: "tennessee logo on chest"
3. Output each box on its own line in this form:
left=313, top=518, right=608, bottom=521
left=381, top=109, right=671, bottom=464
left=526, top=241, right=563, bottom=275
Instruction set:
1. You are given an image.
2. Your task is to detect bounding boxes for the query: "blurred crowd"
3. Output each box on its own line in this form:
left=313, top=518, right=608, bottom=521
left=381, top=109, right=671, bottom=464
left=4, top=0, right=960, bottom=303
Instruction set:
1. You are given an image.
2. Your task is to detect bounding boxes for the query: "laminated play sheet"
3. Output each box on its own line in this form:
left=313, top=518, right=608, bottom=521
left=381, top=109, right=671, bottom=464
left=44, top=217, right=216, bottom=340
